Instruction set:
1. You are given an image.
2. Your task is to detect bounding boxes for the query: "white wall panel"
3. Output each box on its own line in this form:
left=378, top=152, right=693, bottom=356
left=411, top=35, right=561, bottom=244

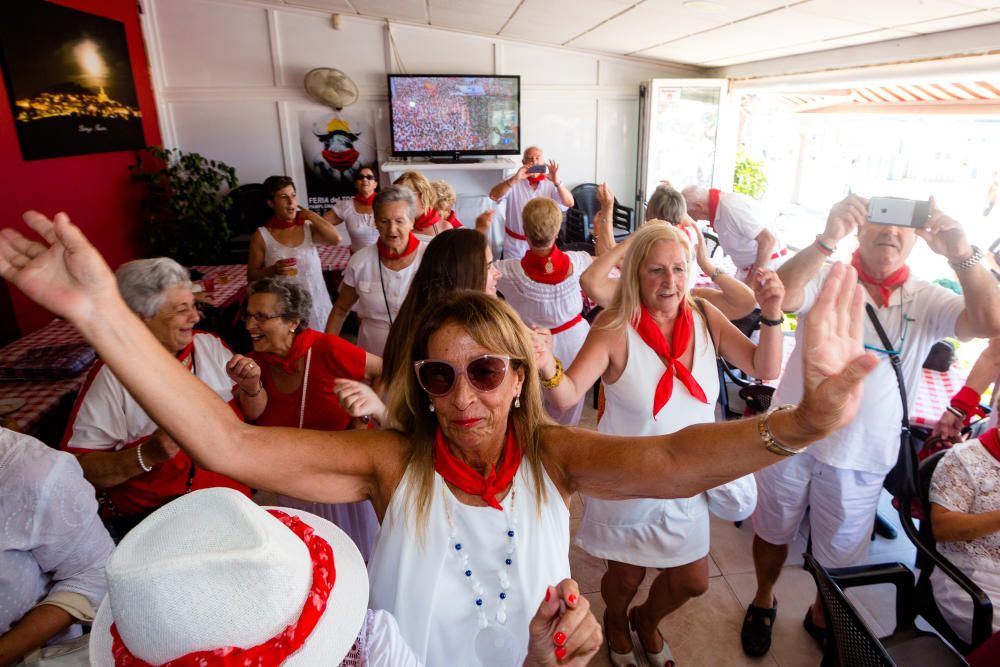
left=600, top=58, right=687, bottom=87
left=274, top=13, right=387, bottom=90
left=502, top=44, right=598, bottom=86
left=596, top=97, right=639, bottom=207
left=170, top=101, right=285, bottom=184
left=521, top=92, right=597, bottom=189
left=389, top=25, right=496, bottom=74
left=153, top=0, right=274, bottom=88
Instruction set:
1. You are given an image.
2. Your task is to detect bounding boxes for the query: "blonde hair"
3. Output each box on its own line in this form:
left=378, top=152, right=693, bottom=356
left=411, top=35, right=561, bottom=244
left=521, top=198, right=562, bottom=247
left=386, top=291, right=552, bottom=541
left=394, top=171, right=435, bottom=216
left=430, top=180, right=456, bottom=214
left=601, top=224, right=691, bottom=331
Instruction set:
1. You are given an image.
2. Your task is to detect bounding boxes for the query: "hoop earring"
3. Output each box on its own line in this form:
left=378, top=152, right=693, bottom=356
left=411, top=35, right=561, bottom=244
left=514, top=396, right=521, bottom=409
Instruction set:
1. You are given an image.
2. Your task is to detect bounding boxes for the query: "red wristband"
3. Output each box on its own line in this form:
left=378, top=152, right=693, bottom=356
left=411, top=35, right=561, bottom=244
left=951, top=385, right=986, bottom=425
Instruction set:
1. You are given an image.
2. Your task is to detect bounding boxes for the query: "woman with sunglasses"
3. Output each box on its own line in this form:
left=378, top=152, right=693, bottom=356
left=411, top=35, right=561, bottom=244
left=0, top=210, right=876, bottom=667
left=238, top=277, right=382, bottom=559
left=326, top=185, right=428, bottom=354
left=323, top=165, right=381, bottom=253
left=536, top=223, right=785, bottom=666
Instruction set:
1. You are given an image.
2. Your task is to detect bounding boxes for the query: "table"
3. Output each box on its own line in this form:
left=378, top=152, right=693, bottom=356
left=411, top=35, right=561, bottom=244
left=0, top=319, right=91, bottom=444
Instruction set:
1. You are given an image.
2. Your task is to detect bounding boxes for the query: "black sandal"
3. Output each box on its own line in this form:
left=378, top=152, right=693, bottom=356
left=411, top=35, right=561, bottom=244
left=741, top=597, right=777, bottom=657
left=803, top=608, right=829, bottom=651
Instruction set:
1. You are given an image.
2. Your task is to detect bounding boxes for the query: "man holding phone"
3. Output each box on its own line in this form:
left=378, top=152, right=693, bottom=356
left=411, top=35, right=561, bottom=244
left=740, top=194, right=1000, bottom=658
left=489, top=146, right=574, bottom=259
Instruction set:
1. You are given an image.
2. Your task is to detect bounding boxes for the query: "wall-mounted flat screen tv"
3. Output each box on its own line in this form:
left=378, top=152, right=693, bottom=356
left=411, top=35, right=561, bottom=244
left=388, top=74, right=520, bottom=160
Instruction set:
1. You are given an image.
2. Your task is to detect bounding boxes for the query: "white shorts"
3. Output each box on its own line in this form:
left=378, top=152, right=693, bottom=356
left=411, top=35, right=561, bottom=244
left=751, top=452, right=885, bottom=568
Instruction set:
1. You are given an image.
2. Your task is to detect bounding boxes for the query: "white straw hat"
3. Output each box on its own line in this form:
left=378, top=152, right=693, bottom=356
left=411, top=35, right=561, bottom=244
left=90, top=488, right=368, bottom=666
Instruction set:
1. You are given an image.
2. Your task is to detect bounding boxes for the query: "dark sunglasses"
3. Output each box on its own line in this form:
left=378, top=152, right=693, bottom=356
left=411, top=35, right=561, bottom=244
left=414, top=355, right=512, bottom=396
left=357, top=174, right=377, bottom=180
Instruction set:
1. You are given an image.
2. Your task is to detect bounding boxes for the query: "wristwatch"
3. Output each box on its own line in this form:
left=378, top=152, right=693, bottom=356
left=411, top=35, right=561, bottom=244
left=949, top=245, right=983, bottom=272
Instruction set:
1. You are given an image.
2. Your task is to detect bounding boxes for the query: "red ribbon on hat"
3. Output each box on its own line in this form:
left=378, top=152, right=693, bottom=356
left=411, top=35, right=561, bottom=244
left=413, top=208, right=442, bottom=232
left=979, top=427, right=1000, bottom=463
left=377, top=232, right=420, bottom=260
left=266, top=211, right=305, bottom=231
left=706, top=188, right=721, bottom=229
left=354, top=192, right=375, bottom=207
left=521, top=247, right=570, bottom=284
left=434, top=424, right=521, bottom=510
left=110, top=509, right=334, bottom=666
left=632, top=303, right=707, bottom=419
left=850, top=249, right=909, bottom=308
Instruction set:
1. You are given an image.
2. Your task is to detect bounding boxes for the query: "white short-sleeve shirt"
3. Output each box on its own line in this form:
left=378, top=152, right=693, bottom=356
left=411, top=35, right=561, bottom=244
left=712, top=191, right=785, bottom=273
left=333, top=199, right=379, bottom=253
left=774, top=270, right=964, bottom=474
left=498, top=180, right=568, bottom=258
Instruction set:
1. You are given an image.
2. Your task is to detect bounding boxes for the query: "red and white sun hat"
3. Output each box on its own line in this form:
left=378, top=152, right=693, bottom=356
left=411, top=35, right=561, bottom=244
left=90, top=487, right=368, bottom=666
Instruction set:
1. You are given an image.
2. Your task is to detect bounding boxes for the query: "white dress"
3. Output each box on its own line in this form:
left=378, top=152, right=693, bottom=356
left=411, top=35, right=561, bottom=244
left=575, top=314, right=719, bottom=567
left=368, top=462, right=570, bottom=667
left=0, top=428, right=113, bottom=646
left=257, top=225, right=333, bottom=330
left=333, top=199, right=379, bottom=253
left=495, top=251, right=593, bottom=425
left=928, top=438, right=1000, bottom=644
left=341, top=242, right=427, bottom=356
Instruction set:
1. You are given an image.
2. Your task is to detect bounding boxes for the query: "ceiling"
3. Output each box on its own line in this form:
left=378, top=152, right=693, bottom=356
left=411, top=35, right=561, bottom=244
left=259, top=0, right=1000, bottom=68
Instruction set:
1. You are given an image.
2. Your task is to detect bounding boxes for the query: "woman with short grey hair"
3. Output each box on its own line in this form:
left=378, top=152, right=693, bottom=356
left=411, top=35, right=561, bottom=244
left=238, top=277, right=383, bottom=558
left=63, top=258, right=263, bottom=540
left=325, top=185, right=428, bottom=355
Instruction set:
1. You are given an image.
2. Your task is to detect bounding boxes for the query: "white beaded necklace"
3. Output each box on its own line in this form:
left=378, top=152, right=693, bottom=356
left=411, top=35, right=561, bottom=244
left=441, top=478, right=521, bottom=667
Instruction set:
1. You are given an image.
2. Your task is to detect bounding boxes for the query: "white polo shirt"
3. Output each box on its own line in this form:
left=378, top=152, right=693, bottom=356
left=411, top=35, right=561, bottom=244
left=498, top=179, right=568, bottom=259
left=712, top=191, right=786, bottom=274
left=774, top=270, right=964, bottom=474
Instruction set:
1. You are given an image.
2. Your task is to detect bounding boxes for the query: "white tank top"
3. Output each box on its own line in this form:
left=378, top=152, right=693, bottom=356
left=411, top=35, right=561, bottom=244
left=368, top=460, right=570, bottom=667
left=257, top=226, right=332, bottom=330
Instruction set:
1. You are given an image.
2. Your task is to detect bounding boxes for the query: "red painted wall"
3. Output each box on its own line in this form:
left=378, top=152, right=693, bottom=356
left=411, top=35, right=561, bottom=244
left=0, top=0, right=161, bottom=335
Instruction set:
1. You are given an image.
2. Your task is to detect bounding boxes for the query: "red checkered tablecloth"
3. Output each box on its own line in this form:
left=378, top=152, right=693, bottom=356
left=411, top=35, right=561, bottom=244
left=0, top=319, right=90, bottom=439
left=318, top=244, right=350, bottom=271
left=911, top=367, right=964, bottom=429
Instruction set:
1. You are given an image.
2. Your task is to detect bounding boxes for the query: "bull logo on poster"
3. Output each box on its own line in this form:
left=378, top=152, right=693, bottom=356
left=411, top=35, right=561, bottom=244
left=299, top=110, right=376, bottom=213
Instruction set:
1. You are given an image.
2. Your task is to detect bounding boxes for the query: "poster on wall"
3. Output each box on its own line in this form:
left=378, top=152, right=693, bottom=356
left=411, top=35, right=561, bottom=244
left=0, top=2, right=145, bottom=161
left=298, top=109, right=377, bottom=213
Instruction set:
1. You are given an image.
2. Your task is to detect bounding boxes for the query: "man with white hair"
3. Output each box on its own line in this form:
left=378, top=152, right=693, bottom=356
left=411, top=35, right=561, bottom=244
left=683, top=184, right=785, bottom=283
left=490, top=146, right=574, bottom=259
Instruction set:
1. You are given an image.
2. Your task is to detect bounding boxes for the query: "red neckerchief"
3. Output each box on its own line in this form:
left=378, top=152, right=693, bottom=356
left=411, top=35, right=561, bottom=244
left=707, top=188, right=721, bottom=229
left=434, top=423, right=521, bottom=511
left=521, top=246, right=571, bottom=284
left=413, top=208, right=442, bottom=232
left=354, top=192, right=375, bottom=207
left=321, top=147, right=360, bottom=170
left=633, top=303, right=707, bottom=419
left=851, top=249, right=910, bottom=308
left=109, top=510, right=334, bottom=666
left=255, top=328, right=323, bottom=375
left=266, top=211, right=304, bottom=231
left=980, top=428, right=1000, bottom=463
left=446, top=210, right=462, bottom=229
left=527, top=174, right=545, bottom=187
left=377, top=232, right=419, bottom=260
left=175, top=342, right=196, bottom=373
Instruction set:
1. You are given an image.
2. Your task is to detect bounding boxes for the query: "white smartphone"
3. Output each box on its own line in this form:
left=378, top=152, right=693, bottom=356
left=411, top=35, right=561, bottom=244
left=866, top=197, right=930, bottom=228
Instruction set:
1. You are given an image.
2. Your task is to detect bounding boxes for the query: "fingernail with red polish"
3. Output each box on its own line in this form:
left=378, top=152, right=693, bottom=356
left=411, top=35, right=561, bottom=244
left=553, top=631, right=567, bottom=646
left=567, top=594, right=578, bottom=605
left=554, top=647, right=567, bottom=661
left=544, top=588, right=551, bottom=602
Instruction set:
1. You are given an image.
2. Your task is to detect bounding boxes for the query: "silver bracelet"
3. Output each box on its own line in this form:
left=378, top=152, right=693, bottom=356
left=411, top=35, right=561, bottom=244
left=949, top=245, right=983, bottom=272
left=242, top=381, right=263, bottom=397
left=136, top=442, right=153, bottom=473
left=758, top=404, right=808, bottom=457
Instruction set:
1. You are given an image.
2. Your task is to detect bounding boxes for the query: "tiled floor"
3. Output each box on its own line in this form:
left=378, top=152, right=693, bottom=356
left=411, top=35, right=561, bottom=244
left=570, top=394, right=916, bottom=667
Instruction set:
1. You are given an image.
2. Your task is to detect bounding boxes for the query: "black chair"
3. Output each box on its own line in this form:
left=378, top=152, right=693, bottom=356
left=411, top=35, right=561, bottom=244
left=896, top=451, right=994, bottom=653
left=702, top=230, right=723, bottom=259
left=223, top=183, right=271, bottom=262
left=611, top=201, right=634, bottom=243
left=561, top=208, right=592, bottom=245
left=804, top=552, right=968, bottom=666
left=569, top=183, right=600, bottom=221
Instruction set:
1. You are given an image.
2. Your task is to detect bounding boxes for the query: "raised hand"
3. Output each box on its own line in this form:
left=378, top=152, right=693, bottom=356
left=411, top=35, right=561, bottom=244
left=332, top=378, right=388, bottom=424
left=529, top=325, right=555, bottom=378
left=226, top=354, right=261, bottom=393
left=596, top=182, right=614, bottom=210
left=513, top=165, right=529, bottom=182
left=752, top=268, right=785, bottom=320
left=916, top=196, right=973, bottom=262
left=475, top=210, right=496, bottom=235
left=0, top=211, right=119, bottom=324
left=547, top=160, right=560, bottom=184
left=523, top=579, right=601, bottom=667
left=795, top=262, right=878, bottom=438
left=823, top=194, right=868, bottom=245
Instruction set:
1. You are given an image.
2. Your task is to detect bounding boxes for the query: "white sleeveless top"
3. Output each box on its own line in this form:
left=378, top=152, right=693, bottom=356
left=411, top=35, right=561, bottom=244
left=332, top=199, right=379, bottom=253
left=368, top=461, right=570, bottom=667
left=257, top=225, right=332, bottom=330
left=576, top=310, right=719, bottom=567
left=495, top=252, right=593, bottom=426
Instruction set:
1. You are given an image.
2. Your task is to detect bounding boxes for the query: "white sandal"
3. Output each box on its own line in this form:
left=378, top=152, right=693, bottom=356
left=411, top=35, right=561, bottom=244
left=603, top=611, right=640, bottom=667
left=630, top=607, right=676, bottom=667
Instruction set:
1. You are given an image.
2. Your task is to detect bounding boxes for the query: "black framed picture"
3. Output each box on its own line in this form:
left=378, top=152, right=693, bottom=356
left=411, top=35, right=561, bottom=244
left=0, top=1, right=145, bottom=161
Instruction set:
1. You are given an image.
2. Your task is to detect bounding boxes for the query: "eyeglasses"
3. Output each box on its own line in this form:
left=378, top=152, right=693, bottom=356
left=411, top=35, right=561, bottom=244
left=357, top=174, right=377, bottom=180
left=414, top=355, right=512, bottom=396
left=242, top=311, right=284, bottom=323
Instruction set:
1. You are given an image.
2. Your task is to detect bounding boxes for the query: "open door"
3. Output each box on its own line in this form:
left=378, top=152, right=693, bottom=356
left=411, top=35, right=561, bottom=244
left=636, top=78, right=735, bottom=224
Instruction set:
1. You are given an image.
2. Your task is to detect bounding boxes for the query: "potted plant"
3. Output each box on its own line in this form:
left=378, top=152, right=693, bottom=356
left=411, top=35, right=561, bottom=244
left=732, top=145, right=768, bottom=200
left=130, top=146, right=239, bottom=265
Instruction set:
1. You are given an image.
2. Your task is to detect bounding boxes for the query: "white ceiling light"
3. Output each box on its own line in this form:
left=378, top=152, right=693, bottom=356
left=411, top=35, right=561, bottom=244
left=682, top=0, right=726, bottom=11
